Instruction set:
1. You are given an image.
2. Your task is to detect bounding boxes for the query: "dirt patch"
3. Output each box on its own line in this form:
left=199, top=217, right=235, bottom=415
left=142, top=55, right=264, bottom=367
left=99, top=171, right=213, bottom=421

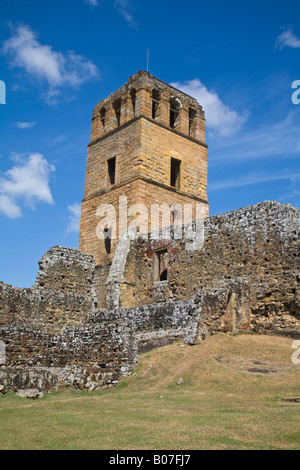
left=247, top=368, right=275, bottom=374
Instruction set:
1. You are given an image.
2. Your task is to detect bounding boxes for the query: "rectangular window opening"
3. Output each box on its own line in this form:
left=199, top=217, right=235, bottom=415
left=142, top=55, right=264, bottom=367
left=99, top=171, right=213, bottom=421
left=152, top=89, right=161, bottom=119
left=152, top=100, right=159, bottom=119
left=104, top=227, right=112, bottom=254
left=115, top=108, right=121, bottom=126
left=170, top=109, right=179, bottom=129
left=189, top=108, right=196, bottom=137
left=108, top=157, right=116, bottom=185
left=154, top=249, right=168, bottom=282
left=131, top=89, right=136, bottom=117
left=100, top=107, right=106, bottom=129
left=169, top=98, right=180, bottom=129
left=170, top=158, right=181, bottom=190
left=113, top=99, right=121, bottom=126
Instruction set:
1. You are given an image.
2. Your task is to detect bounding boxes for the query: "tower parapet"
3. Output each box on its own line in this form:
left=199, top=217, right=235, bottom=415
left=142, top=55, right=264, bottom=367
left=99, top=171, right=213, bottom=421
left=91, top=70, right=206, bottom=143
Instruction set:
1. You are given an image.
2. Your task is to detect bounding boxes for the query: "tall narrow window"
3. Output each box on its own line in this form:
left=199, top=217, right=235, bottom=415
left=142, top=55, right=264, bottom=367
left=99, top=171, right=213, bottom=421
left=154, top=249, right=168, bottom=282
left=108, top=157, right=116, bottom=185
left=104, top=227, right=112, bottom=254
left=189, top=108, right=196, bottom=137
left=113, top=99, right=121, bottom=126
left=171, top=209, right=179, bottom=224
left=170, top=97, right=180, bottom=129
left=130, top=89, right=136, bottom=116
left=100, top=107, right=106, bottom=129
left=152, top=89, right=161, bottom=119
left=170, top=157, right=181, bottom=190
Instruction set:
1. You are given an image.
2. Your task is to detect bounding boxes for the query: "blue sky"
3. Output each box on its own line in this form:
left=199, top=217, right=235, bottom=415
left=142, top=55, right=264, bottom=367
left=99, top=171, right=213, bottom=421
left=0, top=0, right=300, bottom=287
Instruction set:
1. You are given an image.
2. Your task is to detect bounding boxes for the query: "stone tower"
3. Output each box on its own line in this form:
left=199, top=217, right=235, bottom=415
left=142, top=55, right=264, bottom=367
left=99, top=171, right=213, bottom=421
left=79, top=71, right=209, bottom=265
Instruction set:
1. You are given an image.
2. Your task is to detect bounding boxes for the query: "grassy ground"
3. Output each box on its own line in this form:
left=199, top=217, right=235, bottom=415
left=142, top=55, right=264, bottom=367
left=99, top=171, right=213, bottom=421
left=0, top=333, right=300, bottom=450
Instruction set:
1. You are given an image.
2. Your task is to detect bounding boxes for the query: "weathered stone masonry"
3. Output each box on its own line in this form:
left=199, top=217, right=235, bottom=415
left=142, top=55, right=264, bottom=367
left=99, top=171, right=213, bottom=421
left=1, top=201, right=299, bottom=393
left=79, top=71, right=209, bottom=265
left=104, top=201, right=300, bottom=338
left=0, top=247, right=137, bottom=393
left=1, top=69, right=300, bottom=394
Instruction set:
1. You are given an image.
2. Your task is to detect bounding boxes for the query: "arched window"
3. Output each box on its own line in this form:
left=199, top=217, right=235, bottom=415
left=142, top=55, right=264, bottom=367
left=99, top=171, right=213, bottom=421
left=189, top=108, right=197, bottom=137
left=104, top=227, right=112, bottom=254
left=113, top=98, right=121, bottom=126
left=152, top=89, right=161, bottom=119
left=107, top=156, right=116, bottom=185
left=154, top=249, right=168, bottom=282
left=100, top=107, right=106, bottom=129
left=170, top=157, right=181, bottom=190
left=130, top=89, right=136, bottom=117
left=169, top=97, right=181, bottom=129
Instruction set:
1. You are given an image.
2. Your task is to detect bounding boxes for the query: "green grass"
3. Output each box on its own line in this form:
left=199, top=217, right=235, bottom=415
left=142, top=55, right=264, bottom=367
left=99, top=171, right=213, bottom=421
left=0, top=333, right=300, bottom=450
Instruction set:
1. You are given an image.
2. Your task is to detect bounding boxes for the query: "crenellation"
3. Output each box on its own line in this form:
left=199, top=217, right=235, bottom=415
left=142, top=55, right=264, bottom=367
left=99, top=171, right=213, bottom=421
left=90, top=71, right=205, bottom=144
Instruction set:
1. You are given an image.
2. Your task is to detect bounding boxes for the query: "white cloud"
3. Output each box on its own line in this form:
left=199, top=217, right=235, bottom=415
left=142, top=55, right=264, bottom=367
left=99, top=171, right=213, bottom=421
left=14, top=121, right=36, bottom=129
left=171, top=79, right=247, bottom=136
left=211, top=110, right=300, bottom=163
left=114, top=0, right=137, bottom=28
left=52, top=134, right=67, bottom=145
left=0, top=153, right=55, bottom=218
left=84, top=0, right=98, bottom=6
left=2, top=24, right=99, bottom=102
left=0, top=194, right=22, bottom=219
left=66, top=203, right=81, bottom=233
left=210, top=170, right=300, bottom=191
left=84, top=0, right=137, bottom=26
left=276, top=27, right=300, bottom=50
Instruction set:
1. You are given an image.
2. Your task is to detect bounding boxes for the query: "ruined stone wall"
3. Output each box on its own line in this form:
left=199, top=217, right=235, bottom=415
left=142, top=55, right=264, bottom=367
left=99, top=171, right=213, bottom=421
left=109, top=201, right=300, bottom=337
left=118, top=278, right=251, bottom=352
left=94, top=264, right=111, bottom=310
left=0, top=247, right=137, bottom=393
left=35, top=245, right=96, bottom=296
left=1, top=201, right=299, bottom=394
left=0, top=269, right=256, bottom=393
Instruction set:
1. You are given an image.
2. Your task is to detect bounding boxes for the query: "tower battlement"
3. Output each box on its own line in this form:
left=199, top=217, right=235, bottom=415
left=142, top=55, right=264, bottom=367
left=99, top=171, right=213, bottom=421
left=90, top=70, right=206, bottom=143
